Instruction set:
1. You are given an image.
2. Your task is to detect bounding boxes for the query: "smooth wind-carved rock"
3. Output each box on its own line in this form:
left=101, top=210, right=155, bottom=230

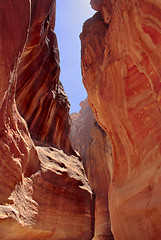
left=81, top=0, right=161, bottom=239
left=16, top=0, right=74, bottom=156
left=0, top=1, right=94, bottom=239
left=81, top=0, right=161, bottom=240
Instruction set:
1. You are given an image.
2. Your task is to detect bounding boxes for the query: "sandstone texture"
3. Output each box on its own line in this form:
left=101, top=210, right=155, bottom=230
left=70, top=99, right=113, bottom=240
left=0, top=1, right=93, bottom=239
left=16, top=0, right=74, bottom=156
left=80, top=0, right=161, bottom=239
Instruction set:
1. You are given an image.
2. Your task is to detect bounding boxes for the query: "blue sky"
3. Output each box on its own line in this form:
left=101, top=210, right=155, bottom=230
left=55, top=0, right=95, bottom=113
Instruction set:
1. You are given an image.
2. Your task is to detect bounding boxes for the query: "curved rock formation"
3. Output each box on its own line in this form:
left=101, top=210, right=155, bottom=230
left=0, top=1, right=94, bottom=239
left=81, top=0, right=161, bottom=239
left=70, top=99, right=113, bottom=240
left=16, top=0, right=74, bottom=156
left=0, top=0, right=32, bottom=205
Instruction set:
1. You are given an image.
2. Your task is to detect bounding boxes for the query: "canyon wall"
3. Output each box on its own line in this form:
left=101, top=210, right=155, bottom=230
left=70, top=99, right=114, bottom=240
left=16, top=0, right=74, bottom=155
left=0, top=1, right=94, bottom=239
left=80, top=0, right=161, bottom=239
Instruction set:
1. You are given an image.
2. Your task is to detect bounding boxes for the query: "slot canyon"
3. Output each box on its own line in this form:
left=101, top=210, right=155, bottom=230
left=0, top=0, right=161, bottom=239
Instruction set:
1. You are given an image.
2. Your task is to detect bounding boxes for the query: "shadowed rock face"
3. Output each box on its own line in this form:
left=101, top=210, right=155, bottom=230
left=0, top=1, right=94, bottom=239
left=0, top=0, right=31, bottom=206
left=81, top=0, right=161, bottom=239
left=87, top=122, right=114, bottom=240
left=16, top=0, right=74, bottom=156
left=70, top=99, right=114, bottom=240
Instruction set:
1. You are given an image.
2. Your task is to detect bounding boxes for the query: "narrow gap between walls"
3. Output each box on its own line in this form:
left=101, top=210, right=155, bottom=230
left=55, top=0, right=96, bottom=113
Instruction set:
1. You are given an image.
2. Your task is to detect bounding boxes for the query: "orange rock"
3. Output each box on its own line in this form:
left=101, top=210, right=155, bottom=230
left=70, top=99, right=114, bottom=240
left=81, top=0, right=161, bottom=239
left=16, top=0, right=74, bottom=156
left=0, top=1, right=94, bottom=239
left=0, top=145, right=93, bottom=240
left=0, top=0, right=32, bottom=205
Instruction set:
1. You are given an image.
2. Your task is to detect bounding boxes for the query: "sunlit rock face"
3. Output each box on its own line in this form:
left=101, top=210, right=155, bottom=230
left=16, top=0, right=74, bottom=156
left=0, top=1, right=94, bottom=239
left=0, top=145, right=93, bottom=240
left=81, top=0, right=161, bottom=239
left=70, top=99, right=114, bottom=240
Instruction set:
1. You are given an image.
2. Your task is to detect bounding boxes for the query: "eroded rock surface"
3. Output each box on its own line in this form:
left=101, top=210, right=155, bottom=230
left=70, top=100, right=113, bottom=240
left=81, top=0, right=161, bottom=239
left=0, top=145, right=93, bottom=240
left=0, top=1, right=94, bottom=239
left=16, top=0, right=74, bottom=156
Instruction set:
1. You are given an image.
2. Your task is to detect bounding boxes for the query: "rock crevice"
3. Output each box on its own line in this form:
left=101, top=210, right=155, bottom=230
left=70, top=99, right=114, bottom=240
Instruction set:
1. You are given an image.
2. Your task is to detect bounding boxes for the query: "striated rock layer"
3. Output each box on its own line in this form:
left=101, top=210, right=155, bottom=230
left=0, top=0, right=94, bottom=239
left=81, top=0, right=161, bottom=239
left=16, top=0, right=74, bottom=156
left=70, top=99, right=114, bottom=240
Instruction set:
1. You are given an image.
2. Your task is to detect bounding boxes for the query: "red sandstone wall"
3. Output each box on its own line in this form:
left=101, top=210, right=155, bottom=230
left=81, top=0, right=161, bottom=239
left=0, top=1, right=94, bottom=239
left=16, top=0, right=74, bottom=155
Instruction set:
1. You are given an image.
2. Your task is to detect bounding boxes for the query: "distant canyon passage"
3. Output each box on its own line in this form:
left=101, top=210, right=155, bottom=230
left=70, top=99, right=114, bottom=240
